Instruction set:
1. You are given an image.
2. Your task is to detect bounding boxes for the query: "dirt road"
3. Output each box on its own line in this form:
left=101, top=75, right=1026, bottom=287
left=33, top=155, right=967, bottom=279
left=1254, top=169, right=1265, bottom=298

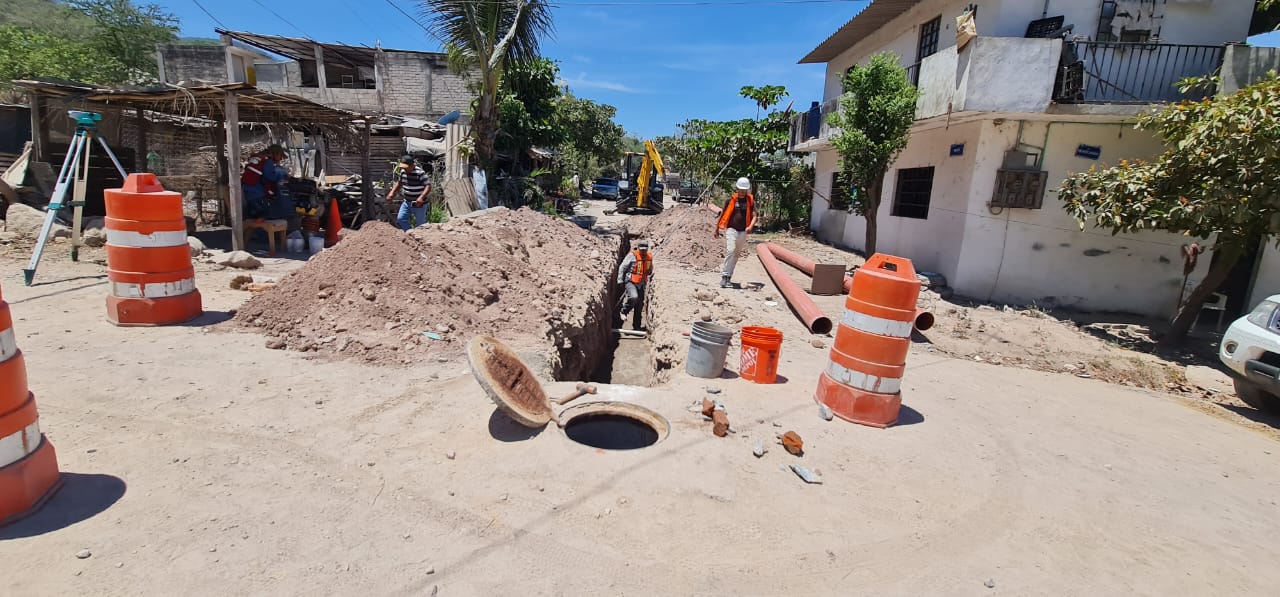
left=2, top=221, right=1279, bottom=595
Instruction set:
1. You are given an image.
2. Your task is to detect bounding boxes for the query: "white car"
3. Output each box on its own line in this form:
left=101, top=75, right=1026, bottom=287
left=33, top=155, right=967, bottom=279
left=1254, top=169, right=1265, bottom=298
left=1220, top=295, right=1280, bottom=412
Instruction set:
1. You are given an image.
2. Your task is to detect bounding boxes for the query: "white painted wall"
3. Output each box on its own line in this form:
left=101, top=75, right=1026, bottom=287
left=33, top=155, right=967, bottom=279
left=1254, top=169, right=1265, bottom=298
left=916, top=37, right=1061, bottom=119
left=957, top=120, right=1209, bottom=316
left=822, top=0, right=1254, bottom=103
left=831, top=121, right=985, bottom=283
left=810, top=117, right=1213, bottom=316
left=1249, top=243, right=1280, bottom=311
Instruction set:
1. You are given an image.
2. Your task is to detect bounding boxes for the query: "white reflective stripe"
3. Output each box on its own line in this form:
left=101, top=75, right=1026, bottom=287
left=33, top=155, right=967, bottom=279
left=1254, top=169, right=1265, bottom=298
left=106, top=229, right=188, bottom=248
left=826, top=360, right=902, bottom=394
left=0, top=420, right=41, bottom=468
left=112, top=278, right=196, bottom=299
left=247, top=166, right=264, bottom=175
left=841, top=309, right=913, bottom=338
left=0, top=327, right=16, bottom=362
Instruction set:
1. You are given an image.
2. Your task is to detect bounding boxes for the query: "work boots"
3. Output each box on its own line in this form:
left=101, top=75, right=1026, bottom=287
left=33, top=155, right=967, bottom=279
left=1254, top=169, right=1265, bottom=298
left=720, top=275, right=731, bottom=289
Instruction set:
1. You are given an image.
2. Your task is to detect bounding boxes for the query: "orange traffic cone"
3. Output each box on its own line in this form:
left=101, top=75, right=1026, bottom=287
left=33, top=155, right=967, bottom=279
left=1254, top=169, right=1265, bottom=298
left=1, top=281, right=62, bottom=526
left=325, top=198, right=342, bottom=248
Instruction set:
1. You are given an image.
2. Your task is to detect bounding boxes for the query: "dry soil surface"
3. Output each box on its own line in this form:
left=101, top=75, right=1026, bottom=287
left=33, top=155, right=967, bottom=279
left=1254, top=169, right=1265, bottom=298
left=2, top=223, right=1279, bottom=596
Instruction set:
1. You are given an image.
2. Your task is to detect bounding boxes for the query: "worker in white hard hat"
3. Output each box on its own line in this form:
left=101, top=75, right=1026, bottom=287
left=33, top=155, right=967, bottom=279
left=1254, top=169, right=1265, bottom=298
left=714, top=177, right=757, bottom=288
left=617, top=239, right=653, bottom=330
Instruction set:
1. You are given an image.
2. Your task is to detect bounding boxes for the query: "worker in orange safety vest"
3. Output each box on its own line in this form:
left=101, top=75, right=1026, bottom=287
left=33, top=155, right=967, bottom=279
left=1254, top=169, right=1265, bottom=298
left=617, top=239, right=653, bottom=330
left=715, top=177, right=757, bottom=288
left=241, top=144, right=288, bottom=220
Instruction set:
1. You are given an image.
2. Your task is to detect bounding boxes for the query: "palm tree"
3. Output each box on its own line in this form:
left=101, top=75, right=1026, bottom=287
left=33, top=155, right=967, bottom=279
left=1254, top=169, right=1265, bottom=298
left=418, top=0, right=554, bottom=173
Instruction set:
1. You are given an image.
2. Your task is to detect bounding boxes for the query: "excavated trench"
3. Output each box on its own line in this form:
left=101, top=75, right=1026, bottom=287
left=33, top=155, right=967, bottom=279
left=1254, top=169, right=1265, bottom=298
left=549, top=230, right=659, bottom=387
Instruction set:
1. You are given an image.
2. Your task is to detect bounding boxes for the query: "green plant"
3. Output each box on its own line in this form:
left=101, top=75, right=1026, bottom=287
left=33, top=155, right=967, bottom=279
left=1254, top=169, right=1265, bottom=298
left=828, top=52, right=921, bottom=256
left=1058, top=73, right=1280, bottom=345
left=419, top=0, right=554, bottom=174
left=428, top=203, right=450, bottom=224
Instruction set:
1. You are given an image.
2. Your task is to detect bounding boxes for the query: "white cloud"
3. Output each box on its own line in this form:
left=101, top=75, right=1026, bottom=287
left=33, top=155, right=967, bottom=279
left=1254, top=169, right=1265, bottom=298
left=560, top=74, right=641, bottom=94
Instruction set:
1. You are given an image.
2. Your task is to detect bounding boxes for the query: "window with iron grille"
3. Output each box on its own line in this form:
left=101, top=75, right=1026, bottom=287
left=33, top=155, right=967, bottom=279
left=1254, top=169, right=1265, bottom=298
left=991, top=170, right=1049, bottom=209
left=830, top=171, right=852, bottom=210
left=892, top=167, right=934, bottom=220
left=914, top=16, right=942, bottom=85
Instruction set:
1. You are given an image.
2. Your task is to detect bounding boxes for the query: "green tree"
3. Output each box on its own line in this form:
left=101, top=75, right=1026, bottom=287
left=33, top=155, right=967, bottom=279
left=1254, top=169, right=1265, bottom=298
left=66, top=0, right=177, bottom=84
left=1058, top=74, right=1280, bottom=346
left=419, top=0, right=554, bottom=174
left=827, top=52, right=920, bottom=256
left=0, top=25, right=123, bottom=86
left=0, top=0, right=174, bottom=87
left=496, top=57, right=564, bottom=167
left=555, top=93, right=624, bottom=181
left=662, top=85, right=807, bottom=227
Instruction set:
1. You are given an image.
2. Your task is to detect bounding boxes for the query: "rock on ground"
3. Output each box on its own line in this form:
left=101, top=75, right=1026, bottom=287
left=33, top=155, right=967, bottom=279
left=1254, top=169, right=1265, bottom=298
left=216, top=250, right=261, bottom=269
left=188, top=236, right=206, bottom=257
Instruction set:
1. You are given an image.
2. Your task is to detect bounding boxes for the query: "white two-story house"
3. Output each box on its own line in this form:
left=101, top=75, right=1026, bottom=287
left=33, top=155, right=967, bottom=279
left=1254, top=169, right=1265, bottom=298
left=793, top=0, right=1271, bottom=320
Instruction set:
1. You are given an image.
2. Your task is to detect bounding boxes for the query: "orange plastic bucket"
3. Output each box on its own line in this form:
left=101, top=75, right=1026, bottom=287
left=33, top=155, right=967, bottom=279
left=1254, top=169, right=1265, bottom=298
left=740, top=326, right=783, bottom=383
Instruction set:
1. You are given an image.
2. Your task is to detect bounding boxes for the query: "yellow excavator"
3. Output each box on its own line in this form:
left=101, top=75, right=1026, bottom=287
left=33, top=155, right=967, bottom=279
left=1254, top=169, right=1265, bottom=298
left=616, top=140, right=665, bottom=215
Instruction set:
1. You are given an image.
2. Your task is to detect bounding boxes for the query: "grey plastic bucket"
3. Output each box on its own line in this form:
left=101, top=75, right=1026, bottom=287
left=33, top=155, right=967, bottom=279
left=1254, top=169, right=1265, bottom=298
left=691, top=322, right=733, bottom=344
left=686, top=334, right=731, bottom=378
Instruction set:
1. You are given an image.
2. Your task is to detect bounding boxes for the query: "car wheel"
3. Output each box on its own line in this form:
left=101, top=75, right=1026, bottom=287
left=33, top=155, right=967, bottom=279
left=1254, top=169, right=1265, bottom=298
left=1233, top=378, right=1280, bottom=413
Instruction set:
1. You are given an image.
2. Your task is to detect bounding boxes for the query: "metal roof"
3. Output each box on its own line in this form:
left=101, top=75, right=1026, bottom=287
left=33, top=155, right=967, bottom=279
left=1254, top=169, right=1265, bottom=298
left=215, top=29, right=444, bottom=69
left=799, top=0, right=924, bottom=64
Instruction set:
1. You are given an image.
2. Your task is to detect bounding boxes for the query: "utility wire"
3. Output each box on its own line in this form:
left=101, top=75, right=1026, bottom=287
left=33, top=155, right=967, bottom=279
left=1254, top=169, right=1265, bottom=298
left=190, top=0, right=228, bottom=29
left=249, top=0, right=309, bottom=37
left=384, top=0, right=432, bottom=32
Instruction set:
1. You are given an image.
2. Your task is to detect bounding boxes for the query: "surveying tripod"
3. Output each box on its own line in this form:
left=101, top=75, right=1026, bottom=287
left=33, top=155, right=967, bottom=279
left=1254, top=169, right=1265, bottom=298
left=24, top=111, right=128, bottom=285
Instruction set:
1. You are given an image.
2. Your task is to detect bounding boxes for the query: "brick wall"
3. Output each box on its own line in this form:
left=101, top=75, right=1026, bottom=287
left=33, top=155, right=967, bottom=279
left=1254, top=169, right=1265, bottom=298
left=381, top=51, right=473, bottom=119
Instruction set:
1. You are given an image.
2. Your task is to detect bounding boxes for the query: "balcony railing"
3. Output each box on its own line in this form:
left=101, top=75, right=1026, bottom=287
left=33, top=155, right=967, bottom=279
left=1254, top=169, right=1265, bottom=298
left=1055, top=41, right=1224, bottom=104
left=790, top=97, right=839, bottom=148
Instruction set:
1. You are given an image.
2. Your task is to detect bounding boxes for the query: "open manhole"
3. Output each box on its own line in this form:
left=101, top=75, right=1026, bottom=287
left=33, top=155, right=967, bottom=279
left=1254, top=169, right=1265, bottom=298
left=560, top=401, right=669, bottom=450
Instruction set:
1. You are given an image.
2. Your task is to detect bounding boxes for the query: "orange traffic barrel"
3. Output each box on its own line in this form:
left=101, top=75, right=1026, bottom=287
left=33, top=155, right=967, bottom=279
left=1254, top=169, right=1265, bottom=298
left=103, top=174, right=203, bottom=326
left=816, top=253, right=920, bottom=427
left=740, top=326, right=783, bottom=383
left=0, top=281, right=62, bottom=526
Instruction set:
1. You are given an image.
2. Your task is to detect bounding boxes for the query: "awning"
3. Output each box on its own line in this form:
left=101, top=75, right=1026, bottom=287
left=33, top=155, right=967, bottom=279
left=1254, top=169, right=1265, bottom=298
left=11, top=79, right=364, bottom=125
left=800, top=0, right=925, bottom=64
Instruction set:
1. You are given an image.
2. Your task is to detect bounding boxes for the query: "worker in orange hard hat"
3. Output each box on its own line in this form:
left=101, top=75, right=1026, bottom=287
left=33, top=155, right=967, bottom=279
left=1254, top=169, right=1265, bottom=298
left=715, top=177, right=757, bottom=288
left=617, top=239, right=653, bottom=330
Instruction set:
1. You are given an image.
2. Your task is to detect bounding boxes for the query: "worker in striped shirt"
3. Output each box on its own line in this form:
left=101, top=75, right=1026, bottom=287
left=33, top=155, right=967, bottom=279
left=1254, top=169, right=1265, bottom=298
left=388, top=155, right=432, bottom=230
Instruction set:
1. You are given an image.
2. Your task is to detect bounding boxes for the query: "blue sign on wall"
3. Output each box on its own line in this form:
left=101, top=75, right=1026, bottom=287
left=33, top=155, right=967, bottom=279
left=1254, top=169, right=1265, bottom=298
left=950, top=144, right=965, bottom=156
left=1075, top=144, right=1102, bottom=160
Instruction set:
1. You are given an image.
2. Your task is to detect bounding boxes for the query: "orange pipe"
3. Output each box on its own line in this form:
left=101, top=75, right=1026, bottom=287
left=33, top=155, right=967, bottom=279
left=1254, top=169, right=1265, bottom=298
left=755, top=244, right=833, bottom=334
left=762, top=243, right=934, bottom=332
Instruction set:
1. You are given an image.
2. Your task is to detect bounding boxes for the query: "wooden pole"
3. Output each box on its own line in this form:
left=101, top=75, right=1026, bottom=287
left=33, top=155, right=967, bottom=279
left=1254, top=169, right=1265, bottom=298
left=360, top=124, right=374, bottom=223
left=314, top=44, right=328, bottom=97
left=225, top=91, right=244, bottom=251
left=28, top=94, right=44, bottom=162
left=135, top=109, right=149, bottom=172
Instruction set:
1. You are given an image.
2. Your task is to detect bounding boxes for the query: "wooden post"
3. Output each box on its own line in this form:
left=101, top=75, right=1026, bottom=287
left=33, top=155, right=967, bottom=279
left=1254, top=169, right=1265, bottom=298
left=135, top=109, right=149, bottom=172
left=314, top=44, right=328, bottom=95
left=225, top=91, right=244, bottom=251
left=360, top=124, right=374, bottom=222
left=28, top=94, right=45, bottom=162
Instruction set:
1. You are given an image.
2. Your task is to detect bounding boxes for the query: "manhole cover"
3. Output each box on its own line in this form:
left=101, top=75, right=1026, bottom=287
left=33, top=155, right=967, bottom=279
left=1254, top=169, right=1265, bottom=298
left=468, top=335, right=552, bottom=428
left=560, top=402, right=669, bottom=450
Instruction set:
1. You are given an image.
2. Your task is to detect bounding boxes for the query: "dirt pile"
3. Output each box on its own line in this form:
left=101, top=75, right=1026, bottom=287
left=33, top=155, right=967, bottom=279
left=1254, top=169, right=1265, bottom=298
left=231, top=207, right=621, bottom=377
left=638, top=205, right=722, bottom=270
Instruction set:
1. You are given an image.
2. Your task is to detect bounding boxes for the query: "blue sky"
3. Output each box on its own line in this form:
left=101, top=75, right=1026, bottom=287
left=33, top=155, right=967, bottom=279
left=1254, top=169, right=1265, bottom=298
left=162, top=1, right=1279, bottom=139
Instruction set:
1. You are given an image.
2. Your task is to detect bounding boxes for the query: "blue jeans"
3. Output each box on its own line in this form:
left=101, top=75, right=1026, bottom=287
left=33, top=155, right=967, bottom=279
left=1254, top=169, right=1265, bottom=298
left=397, top=200, right=427, bottom=231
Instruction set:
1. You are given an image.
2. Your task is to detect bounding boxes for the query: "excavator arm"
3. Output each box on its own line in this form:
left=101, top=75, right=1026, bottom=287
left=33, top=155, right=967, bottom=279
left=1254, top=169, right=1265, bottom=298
left=635, top=140, right=666, bottom=209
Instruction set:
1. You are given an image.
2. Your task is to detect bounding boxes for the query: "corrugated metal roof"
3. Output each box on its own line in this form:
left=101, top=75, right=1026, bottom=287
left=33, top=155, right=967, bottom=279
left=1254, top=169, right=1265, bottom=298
left=799, top=0, right=924, bottom=64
